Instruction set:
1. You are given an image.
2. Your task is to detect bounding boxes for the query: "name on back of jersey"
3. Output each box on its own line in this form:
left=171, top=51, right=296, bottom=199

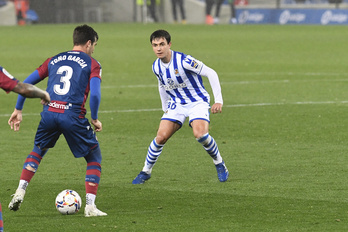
left=50, top=54, right=87, bottom=69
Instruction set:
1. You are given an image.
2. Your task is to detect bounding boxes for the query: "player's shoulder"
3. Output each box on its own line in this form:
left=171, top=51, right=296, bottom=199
left=152, top=58, right=160, bottom=71
left=182, top=53, right=204, bottom=73
left=0, top=67, right=16, bottom=80
left=152, top=58, right=160, bottom=65
left=90, top=56, right=101, bottom=67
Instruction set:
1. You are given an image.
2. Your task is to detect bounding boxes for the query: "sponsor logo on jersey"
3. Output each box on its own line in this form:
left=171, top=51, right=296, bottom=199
left=167, top=78, right=174, bottom=86
left=162, top=81, right=187, bottom=91
left=48, top=100, right=72, bottom=113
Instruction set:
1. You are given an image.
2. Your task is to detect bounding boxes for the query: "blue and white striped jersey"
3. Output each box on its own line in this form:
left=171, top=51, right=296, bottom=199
left=152, top=51, right=211, bottom=106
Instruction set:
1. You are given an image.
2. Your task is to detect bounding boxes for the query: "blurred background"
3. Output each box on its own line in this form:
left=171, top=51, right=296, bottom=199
left=0, top=0, right=348, bottom=26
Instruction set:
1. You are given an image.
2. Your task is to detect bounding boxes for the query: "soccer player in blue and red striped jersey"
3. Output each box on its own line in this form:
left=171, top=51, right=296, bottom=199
left=8, top=24, right=107, bottom=217
left=1, top=66, right=49, bottom=232
left=132, top=29, right=229, bottom=184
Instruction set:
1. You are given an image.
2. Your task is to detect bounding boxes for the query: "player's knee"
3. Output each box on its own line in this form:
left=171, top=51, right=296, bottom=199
left=194, top=130, right=208, bottom=140
left=85, top=145, right=102, bottom=163
left=191, top=121, right=209, bottom=139
left=155, top=134, right=169, bottom=145
left=196, top=133, right=210, bottom=144
left=33, top=145, right=48, bottom=157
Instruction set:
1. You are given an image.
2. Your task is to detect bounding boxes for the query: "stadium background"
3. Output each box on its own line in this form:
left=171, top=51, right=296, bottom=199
left=2, top=0, right=348, bottom=25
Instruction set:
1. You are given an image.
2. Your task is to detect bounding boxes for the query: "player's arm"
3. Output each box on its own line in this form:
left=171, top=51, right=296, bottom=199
left=12, top=82, right=50, bottom=104
left=8, top=70, right=47, bottom=131
left=200, top=65, right=223, bottom=114
left=158, top=82, right=170, bottom=112
left=15, top=70, right=44, bottom=110
left=89, top=77, right=102, bottom=132
left=183, top=56, right=223, bottom=114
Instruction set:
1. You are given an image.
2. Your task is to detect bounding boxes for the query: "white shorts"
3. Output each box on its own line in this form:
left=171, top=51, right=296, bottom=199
left=161, top=101, right=211, bottom=127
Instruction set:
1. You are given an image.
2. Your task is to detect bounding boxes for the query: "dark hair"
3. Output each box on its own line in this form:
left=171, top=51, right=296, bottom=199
left=150, top=29, right=171, bottom=44
left=73, top=24, right=98, bottom=46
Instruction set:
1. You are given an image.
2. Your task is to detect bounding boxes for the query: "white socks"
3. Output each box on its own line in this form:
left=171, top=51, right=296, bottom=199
left=86, top=193, right=96, bottom=206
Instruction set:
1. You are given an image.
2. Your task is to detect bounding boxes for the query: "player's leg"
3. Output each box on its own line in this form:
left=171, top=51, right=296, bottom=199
left=206, top=0, right=214, bottom=15
left=8, top=146, right=48, bottom=211
left=60, top=114, right=106, bottom=217
left=132, top=120, right=181, bottom=184
left=230, top=0, right=237, bottom=24
left=83, top=145, right=107, bottom=217
left=171, top=0, right=178, bottom=22
left=192, top=119, right=229, bottom=182
left=133, top=101, right=185, bottom=184
left=214, top=0, right=225, bottom=17
left=214, top=0, right=225, bottom=24
left=9, top=112, right=58, bottom=211
left=189, top=102, right=229, bottom=182
left=191, top=119, right=222, bottom=163
left=149, top=0, right=158, bottom=22
left=146, top=120, right=181, bottom=171
left=205, top=0, right=215, bottom=24
left=178, top=0, right=186, bottom=23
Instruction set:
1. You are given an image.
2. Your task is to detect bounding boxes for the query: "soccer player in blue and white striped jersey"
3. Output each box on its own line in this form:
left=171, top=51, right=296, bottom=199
left=132, top=29, right=229, bottom=184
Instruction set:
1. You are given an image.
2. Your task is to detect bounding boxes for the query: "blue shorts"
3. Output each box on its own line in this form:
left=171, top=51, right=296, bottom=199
left=34, top=111, right=99, bottom=158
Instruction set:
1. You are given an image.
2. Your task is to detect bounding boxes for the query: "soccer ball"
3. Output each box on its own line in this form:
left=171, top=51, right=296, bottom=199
left=55, top=189, right=82, bottom=215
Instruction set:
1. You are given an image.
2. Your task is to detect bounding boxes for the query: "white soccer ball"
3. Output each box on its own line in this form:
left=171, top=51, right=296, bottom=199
left=55, top=189, right=82, bottom=215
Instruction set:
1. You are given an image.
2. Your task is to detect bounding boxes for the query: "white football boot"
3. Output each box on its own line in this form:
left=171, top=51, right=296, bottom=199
left=84, top=205, right=107, bottom=217
left=9, top=189, right=26, bottom=211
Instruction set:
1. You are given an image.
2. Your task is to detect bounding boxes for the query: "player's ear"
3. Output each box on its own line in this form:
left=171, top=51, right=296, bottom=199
left=86, top=40, right=92, bottom=47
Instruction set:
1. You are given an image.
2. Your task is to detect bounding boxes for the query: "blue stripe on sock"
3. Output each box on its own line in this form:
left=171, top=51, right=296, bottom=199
left=85, top=175, right=100, bottom=184
left=86, top=165, right=102, bottom=172
left=197, top=133, right=209, bottom=143
left=152, top=139, right=164, bottom=148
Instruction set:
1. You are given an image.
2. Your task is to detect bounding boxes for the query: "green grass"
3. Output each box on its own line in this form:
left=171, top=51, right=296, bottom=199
left=1, top=23, right=348, bottom=231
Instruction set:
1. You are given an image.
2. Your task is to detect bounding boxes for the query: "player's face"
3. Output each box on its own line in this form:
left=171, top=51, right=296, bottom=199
left=151, top=37, right=171, bottom=62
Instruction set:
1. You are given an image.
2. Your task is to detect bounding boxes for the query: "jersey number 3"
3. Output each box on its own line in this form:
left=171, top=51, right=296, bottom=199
left=54, top=65, right=73, bottom=95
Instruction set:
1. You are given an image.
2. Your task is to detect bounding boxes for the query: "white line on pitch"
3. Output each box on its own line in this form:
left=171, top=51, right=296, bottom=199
left=225, top=101, right=348, bottom=108
left=102, top=78, right=348, bottom=89
left=1, top=100, right=348, bottom=117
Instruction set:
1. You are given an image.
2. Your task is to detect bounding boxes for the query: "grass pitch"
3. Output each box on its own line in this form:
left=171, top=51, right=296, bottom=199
left=1, top=23, right=348, bottom=231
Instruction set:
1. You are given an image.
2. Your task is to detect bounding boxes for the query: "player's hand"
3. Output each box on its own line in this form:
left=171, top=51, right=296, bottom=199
left=8, top=108, right=23, bottom=131
left=41, top=91, right=50, bottom=105
left=211, top=103, right=222, bottom=114
left=91, top=119, right=102, bottom=132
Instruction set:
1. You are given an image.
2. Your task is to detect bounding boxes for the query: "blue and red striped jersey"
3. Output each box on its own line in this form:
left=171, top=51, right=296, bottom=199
left=37, top=50, right=102, bottom=116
